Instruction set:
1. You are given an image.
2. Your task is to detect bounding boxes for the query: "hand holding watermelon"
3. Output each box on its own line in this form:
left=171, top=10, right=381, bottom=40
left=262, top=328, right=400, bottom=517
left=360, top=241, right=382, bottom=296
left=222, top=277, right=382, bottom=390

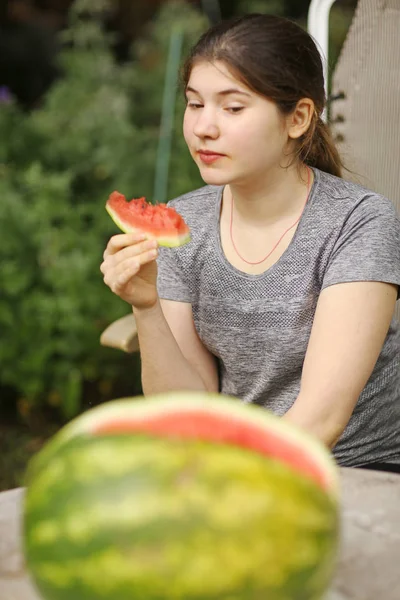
left=101, top=232, right=159, bottom=310
left=101, top=192, right=190, bottom=309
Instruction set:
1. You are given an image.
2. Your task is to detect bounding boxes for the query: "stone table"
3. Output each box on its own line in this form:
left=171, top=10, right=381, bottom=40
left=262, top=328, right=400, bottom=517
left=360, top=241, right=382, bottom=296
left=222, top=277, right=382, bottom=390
left=1, top=467, right=399, bottom=600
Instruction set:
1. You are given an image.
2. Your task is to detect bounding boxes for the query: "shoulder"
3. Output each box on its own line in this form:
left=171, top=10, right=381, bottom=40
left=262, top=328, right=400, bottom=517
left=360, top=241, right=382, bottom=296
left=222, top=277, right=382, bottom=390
left=158, top=185, right=221, bottom=265
left=167, top=185, right=222, bottom=228
left=315, top=168, right=398, bottom=220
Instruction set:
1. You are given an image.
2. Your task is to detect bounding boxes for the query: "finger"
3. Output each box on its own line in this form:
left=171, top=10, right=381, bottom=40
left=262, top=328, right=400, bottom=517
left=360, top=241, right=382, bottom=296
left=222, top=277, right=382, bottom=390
left=136, top=247, right=158, bottom=266
left=113, top=261, right=142, bottom=290
left=114, top=247, right=158, bottom=278
left=100, top=240, right=157, bottom=274
left=107, top=239, right=158, bottom=264
left=103, top=232, right=147, bottom=259
left=103, top=248, right=158, bottom=288
left=102, top=255, right=139, bottom=284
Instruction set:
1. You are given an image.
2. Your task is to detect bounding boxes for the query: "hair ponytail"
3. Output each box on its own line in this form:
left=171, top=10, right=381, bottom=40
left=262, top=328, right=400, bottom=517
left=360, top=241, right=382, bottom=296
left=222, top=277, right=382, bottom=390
left=298, top=114, right=343, bottom=178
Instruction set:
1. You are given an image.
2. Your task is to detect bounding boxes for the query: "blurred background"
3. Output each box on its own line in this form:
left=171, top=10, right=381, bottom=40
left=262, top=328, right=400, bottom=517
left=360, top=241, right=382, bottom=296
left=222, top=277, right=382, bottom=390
left=0, top=0, right=357, bottom=490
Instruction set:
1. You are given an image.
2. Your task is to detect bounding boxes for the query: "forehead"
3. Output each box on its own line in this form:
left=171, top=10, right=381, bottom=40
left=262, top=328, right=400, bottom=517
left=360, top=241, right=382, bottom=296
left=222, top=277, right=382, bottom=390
left=187, top=60, right=251, bottom=94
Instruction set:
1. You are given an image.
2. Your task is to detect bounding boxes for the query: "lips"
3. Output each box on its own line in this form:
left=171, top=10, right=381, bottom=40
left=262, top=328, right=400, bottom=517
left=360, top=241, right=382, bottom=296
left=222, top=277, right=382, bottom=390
left=197, top=150, right=225, bottom=164
left=198, top=150, right=225, bottom=156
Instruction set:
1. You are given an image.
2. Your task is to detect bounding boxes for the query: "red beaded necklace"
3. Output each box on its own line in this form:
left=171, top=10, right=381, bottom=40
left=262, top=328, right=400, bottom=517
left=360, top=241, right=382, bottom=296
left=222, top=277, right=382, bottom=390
left=229, top=167, right=312, bottom=266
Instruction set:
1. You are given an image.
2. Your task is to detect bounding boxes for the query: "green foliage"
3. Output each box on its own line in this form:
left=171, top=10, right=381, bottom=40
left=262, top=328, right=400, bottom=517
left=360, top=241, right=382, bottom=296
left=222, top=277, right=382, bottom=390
left=328, top=4, right=355, bottom=76
left=237, top=0, right=285, bottom=15
left=0, top=0, right=207, bottom=420
left=0, top=425, right=39, bottom=491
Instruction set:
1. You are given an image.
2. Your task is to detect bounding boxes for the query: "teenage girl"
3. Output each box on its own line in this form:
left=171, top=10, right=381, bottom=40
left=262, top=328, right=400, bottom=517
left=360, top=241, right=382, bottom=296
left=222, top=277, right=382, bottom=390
left=101, top=14, right=400, bottom=471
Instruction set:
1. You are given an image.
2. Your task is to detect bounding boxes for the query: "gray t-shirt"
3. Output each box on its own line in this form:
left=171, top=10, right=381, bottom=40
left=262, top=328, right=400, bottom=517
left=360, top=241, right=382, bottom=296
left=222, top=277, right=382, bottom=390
left=157, top=168, right=400, bottom=467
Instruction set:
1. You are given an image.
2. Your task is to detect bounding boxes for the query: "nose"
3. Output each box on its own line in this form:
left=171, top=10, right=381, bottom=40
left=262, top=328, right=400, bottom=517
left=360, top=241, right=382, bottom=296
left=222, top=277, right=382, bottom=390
left=193, top=107, right=220, bottom=140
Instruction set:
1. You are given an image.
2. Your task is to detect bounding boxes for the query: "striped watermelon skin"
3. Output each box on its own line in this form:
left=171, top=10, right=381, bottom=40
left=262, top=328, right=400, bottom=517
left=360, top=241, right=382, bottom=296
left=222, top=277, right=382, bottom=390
left=24, top=431, right=338, bottom=600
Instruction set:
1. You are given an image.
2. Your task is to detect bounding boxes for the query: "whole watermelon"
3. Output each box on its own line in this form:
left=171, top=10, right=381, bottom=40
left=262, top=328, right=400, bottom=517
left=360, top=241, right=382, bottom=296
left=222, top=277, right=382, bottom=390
left=23, top=392, right=339, bottom=600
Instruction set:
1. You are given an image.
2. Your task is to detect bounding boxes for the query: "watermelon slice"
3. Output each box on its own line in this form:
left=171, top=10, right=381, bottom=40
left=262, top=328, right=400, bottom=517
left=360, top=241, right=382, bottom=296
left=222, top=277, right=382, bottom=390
left=106, top=191, right=190, bottom=247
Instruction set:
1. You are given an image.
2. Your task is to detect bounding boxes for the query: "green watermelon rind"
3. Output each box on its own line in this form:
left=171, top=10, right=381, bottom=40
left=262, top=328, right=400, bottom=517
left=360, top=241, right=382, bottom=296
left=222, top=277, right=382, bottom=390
left=24, top=433, right=338, bottom=600
left=105, top=203, right=191, bottom=248
left=25, top=392, right=339, bottom=500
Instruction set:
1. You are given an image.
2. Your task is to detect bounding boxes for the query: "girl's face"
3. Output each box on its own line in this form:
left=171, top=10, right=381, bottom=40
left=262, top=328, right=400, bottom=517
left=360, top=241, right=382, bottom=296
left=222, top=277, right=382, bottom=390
left=183, top=60, right=292, bottom=187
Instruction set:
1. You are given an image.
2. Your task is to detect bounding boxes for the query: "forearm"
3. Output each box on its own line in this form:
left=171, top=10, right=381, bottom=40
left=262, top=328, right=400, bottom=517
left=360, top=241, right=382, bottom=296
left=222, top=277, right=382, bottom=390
left=133, top=301, right=208, bottom=395
left=284, top=398, right=347, bottom=449
left=288, top=282, right=398, bottom=449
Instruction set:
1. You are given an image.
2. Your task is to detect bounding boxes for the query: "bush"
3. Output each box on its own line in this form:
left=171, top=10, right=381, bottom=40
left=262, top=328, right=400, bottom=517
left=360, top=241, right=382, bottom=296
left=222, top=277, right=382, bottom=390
left=0, top=0, right=207, bottom=420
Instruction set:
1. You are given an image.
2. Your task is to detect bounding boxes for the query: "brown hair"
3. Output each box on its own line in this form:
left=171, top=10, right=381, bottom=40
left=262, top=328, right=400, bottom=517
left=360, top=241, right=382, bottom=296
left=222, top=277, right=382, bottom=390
left=182, top=14, right=343, bottom=178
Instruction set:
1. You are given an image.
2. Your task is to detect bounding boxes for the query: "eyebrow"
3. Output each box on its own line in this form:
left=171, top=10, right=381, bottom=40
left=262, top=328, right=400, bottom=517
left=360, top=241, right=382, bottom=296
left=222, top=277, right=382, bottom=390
left=185, top=86, right=252, bottom=98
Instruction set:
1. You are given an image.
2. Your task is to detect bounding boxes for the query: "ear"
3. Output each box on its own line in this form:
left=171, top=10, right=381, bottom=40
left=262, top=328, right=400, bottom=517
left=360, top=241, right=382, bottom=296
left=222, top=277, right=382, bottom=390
left=287, top=98, right=315, bottom=139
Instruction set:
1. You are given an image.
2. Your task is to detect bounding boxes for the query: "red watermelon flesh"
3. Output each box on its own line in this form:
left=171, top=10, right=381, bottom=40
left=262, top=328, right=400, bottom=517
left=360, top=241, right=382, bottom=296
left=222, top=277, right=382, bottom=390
left=54, top=393, right=339, bottom=499
left=93, top=410, right=331, bottom=493
left=106, top=191, right=190, bottom=247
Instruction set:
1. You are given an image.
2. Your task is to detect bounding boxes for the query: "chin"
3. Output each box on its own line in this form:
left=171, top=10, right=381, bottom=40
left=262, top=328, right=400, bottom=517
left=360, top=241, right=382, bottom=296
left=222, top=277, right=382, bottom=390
left=198, top=169, right=232, bottom=187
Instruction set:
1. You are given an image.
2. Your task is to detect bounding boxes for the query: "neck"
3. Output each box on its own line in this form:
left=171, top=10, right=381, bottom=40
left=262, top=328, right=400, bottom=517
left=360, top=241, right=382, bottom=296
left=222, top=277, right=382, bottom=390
left=227, top=163, right=312, bottom=227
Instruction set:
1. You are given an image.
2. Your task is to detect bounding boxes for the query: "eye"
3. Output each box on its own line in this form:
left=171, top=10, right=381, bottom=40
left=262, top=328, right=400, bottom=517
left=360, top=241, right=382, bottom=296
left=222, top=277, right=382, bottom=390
left=226, top=106, right=244, bottom=114
left=186, top=101, right=203, bottom=109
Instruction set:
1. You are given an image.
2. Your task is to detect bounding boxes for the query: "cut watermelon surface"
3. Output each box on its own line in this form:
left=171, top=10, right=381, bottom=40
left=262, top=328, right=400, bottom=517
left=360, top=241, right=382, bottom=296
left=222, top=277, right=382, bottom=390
left=106, top=191, right=190, bottom=247
left=34, top=392, right=339, bottom=498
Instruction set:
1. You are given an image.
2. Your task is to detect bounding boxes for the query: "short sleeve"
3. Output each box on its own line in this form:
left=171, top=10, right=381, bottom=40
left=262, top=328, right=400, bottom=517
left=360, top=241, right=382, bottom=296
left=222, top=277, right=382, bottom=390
left=156, top=246, right=192, bottom=303
left=321, top=195, right=400, bottom=294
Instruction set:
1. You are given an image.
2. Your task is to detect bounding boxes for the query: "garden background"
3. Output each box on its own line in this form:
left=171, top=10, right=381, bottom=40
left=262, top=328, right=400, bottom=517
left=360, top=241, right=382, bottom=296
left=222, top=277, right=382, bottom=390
left=0, top=0, right=356, bottom=490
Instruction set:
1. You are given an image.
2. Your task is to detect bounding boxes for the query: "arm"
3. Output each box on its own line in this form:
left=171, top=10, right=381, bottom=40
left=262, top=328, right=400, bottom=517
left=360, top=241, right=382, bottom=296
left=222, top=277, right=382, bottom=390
left=134, top=299, right=219, bottom=396
left=284, top=281, right=398, bottom=448
left=100, top=233, right=219, bottom=395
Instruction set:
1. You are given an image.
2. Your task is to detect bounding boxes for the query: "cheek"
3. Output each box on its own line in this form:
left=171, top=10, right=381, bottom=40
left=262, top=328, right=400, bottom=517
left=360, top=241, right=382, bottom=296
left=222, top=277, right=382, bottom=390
left=239, top=119, right=284, bottom=153
left=183, top=110, right=192, bottom=144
